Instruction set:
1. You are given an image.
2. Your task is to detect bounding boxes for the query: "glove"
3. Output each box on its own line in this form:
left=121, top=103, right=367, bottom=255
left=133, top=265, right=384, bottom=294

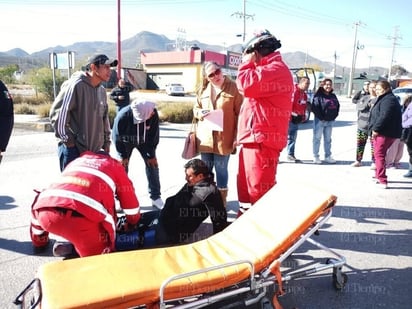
left=116, top=216, right=137, bottom=233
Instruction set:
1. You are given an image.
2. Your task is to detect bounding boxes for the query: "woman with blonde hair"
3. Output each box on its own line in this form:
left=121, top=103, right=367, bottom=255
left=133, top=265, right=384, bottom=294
left=193, top=61, right=243, bottom=206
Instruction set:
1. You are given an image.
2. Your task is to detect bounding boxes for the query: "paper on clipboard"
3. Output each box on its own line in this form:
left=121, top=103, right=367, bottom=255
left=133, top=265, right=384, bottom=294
left=203, top=109, right=223, bottom=131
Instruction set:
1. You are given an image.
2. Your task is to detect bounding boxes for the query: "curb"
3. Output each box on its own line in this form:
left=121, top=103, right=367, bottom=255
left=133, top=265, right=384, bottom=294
left=13, top=117, right=54, bottom=132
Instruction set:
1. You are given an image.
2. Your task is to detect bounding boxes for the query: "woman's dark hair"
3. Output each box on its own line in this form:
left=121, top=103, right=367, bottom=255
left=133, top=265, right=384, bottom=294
left=376, top=80, right=392, bottom=92
left=184, top=158, right=210, bottom=177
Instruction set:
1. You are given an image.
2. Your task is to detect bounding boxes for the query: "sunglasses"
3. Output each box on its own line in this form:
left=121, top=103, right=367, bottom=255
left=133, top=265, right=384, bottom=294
left=207, top=68, right=221, bottom=79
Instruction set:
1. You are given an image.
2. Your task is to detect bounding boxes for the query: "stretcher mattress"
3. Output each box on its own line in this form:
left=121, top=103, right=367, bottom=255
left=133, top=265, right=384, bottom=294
left=37, top=180, right=337, bottom=308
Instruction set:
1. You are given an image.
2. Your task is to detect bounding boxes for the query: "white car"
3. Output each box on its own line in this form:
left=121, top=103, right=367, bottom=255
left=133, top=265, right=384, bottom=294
left=393, top=86, right=412, bottom=105
left=165, top=83, right=185, bottom=96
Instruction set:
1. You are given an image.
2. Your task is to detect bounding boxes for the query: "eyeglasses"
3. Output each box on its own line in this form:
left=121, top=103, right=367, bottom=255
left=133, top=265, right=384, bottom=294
left=207, top=68, right=221, bottom=79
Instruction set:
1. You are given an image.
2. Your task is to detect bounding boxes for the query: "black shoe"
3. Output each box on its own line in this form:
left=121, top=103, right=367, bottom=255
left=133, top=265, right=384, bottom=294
left=53, top=242, right=75, bottom=257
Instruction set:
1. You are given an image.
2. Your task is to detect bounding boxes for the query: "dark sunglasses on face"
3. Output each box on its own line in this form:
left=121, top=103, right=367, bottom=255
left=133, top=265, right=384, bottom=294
left=207, top=68, right=221, bottom=79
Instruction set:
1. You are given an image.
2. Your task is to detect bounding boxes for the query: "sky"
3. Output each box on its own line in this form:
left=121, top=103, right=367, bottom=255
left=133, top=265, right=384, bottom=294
left=1, top=0, right=411, bottom=73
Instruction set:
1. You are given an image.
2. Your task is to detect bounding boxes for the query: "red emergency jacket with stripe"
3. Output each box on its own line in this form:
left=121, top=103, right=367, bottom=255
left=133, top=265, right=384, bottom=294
left=236, top=51, right=293, bottom=149
left=33, top=151, right=140, bottom=249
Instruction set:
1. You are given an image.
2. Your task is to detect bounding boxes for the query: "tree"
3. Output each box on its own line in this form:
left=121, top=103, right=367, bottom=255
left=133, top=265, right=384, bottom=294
left=392, top=65, right=408, bottom=76
left=0, top=64, right=19, bottom=83
left=26, top=67, right=66, bottom=101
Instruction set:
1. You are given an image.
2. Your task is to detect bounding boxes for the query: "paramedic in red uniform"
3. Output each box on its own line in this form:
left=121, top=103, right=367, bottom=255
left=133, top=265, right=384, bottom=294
left=30, top=151, right=141, bottom=257
left=236, top=29, right=293, bottom=216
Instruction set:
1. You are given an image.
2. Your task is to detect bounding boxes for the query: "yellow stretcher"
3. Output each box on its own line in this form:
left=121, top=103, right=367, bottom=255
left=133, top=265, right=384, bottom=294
left=15, top=179, right=347, bottom=309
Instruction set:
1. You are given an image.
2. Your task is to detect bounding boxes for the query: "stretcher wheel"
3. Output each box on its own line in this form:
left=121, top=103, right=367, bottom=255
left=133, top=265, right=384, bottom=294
left=332, top=272, right=348, bottom=290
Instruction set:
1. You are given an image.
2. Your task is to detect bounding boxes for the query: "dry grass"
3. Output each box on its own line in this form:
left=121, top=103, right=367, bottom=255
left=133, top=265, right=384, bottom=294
left=12, top=88, right=193, bottom=124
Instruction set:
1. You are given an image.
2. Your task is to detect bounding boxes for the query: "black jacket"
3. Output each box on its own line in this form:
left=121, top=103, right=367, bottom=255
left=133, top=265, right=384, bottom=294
left=155, top=177, right=227, bottom=245
left=368, top=92, right=402, bottom=138
left=111, top=105, right=159, bottom=159
left=311, top=89, right=340, bottom=121
left=0, top=80, right=14, bottom=151
left=110, top=84, right=132, bottom=108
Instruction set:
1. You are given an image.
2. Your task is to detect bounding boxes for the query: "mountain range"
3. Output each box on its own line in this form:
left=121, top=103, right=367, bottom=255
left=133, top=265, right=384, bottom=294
left=0, top=31, right=386, bottom=77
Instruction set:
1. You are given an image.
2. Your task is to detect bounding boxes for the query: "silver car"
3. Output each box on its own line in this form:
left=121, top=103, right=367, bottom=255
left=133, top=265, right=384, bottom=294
left=393, top=86, right=412, bottom=105
left=165, top=83, right=185, bottom=96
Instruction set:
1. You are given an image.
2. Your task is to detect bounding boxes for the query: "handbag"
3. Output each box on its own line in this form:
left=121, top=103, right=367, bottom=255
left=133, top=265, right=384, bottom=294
left=181, top=118, right=199, bottom=159
left=400, top=127, right=412, bottom=146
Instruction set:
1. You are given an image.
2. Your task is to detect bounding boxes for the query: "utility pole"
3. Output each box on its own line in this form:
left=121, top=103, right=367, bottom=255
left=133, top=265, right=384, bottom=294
left=387, top=26, right=401, bottom=82
left=117, top=0, right=121, bottom=80
left=231, top=0, right=254, bottom=42
left=333, top=51, right=337, bottom=85
left=347, top=21, right=363, bottom=98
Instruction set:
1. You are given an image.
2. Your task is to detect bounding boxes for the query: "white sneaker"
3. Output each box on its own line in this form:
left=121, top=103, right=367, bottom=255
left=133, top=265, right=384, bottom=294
left=313, top=158, right=322, bottom=164
left=152, top=198, right=164, bottom=210
left=324, top=157, right=336, bottom=164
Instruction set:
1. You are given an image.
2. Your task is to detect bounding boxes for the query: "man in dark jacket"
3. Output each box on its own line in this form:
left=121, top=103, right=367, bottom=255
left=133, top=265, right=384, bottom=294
left=0, top=80, right=14, bottom=164
left=155, top=158, right=228, bottom=245
left=110, top=78, right=133, bottom=112
left=111, top=99, right=163, bottom=209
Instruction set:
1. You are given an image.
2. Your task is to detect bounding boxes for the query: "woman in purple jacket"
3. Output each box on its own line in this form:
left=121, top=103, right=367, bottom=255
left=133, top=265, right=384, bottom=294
left=401, top=95, right=412, bottom=177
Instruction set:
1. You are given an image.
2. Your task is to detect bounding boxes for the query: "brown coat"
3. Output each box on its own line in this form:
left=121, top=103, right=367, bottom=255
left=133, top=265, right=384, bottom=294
left=194, top=76, right=243, bottom=155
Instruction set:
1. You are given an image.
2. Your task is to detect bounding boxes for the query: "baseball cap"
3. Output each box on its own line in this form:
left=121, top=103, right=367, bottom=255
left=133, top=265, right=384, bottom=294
left=86, top=54, right=118, bottom=67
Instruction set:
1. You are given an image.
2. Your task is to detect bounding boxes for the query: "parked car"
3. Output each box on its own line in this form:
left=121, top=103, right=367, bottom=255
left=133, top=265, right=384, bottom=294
left=165, top=83, right=185, bottom=96
left=393, top=86, right=412, bottom=105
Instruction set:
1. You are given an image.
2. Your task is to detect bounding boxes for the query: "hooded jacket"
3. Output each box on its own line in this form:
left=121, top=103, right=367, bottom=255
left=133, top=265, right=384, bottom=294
left=156, top=175, right=227, bottom=245
left=368, top=91, right=402, bottom=138
left=49, top=71, right=111, bottom=153
left=236, top=51, right=293, bottom=149
left=111, top=101, right=159, bottom=159
left=311, top=88, right=340, bottom=121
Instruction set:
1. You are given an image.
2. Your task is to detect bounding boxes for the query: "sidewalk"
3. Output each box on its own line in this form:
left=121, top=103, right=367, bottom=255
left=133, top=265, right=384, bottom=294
left=13, top=114, right=52, bottom=132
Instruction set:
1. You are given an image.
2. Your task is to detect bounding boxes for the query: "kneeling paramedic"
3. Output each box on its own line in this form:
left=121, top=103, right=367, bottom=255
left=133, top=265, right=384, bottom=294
left=30, top=151, right=141, bottom=257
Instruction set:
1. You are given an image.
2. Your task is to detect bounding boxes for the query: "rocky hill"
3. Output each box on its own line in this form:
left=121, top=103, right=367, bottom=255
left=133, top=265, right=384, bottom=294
left=0, top=31, right=384, bottom=76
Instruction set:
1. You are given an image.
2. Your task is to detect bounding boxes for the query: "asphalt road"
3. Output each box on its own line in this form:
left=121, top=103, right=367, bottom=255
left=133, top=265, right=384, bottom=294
left=1, top=97, right=411, bottom=308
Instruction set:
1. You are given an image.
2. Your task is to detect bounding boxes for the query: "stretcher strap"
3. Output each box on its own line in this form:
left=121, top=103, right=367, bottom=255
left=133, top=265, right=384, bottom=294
left=269, top=260, right=284, bottom=309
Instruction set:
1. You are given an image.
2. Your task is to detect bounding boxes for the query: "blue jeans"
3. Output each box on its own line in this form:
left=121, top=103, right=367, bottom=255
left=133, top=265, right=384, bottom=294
left=136, top=148, right=161, bottom=200
left=313, top=118, right=334, bottom=159
left=58, top=142, right=80, bottom=171
left=200, top=152, right=230, bottom=189
left=287, top=121, right=299, bottom=156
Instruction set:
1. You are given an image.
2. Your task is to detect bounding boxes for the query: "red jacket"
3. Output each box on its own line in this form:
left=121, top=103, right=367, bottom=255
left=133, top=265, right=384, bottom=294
left=33, top=151, right=140, bottom=248
left=236, top=51, right=293, bottom=149
left=291, top=83, right=308, bottom=119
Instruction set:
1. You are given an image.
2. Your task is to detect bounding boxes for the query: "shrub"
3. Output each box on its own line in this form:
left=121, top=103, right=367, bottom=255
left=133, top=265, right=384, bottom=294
left=14, top=103, right=36, bottom=115
left=156, top=102, right=193, bottom=123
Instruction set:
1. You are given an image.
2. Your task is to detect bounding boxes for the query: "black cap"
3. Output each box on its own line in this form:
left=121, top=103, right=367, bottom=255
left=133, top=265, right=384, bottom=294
left=86, top=54, right=118, bottom=67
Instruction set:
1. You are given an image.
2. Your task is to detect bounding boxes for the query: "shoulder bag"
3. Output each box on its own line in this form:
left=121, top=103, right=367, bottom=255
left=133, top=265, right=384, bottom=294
left=181, top=118, right=199, bottom=159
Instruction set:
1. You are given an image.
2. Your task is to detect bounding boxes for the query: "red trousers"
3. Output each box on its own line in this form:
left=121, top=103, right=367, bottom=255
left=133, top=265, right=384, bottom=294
left=237, top=144, right=280, bottom=205
left=372, top=135, right=396, bottom=184
left=36, top=208, right=111, bottom=257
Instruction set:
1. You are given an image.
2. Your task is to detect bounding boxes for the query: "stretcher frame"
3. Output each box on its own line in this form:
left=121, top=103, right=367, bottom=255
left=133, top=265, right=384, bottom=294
left=15, top=181, right=347, bottom=309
